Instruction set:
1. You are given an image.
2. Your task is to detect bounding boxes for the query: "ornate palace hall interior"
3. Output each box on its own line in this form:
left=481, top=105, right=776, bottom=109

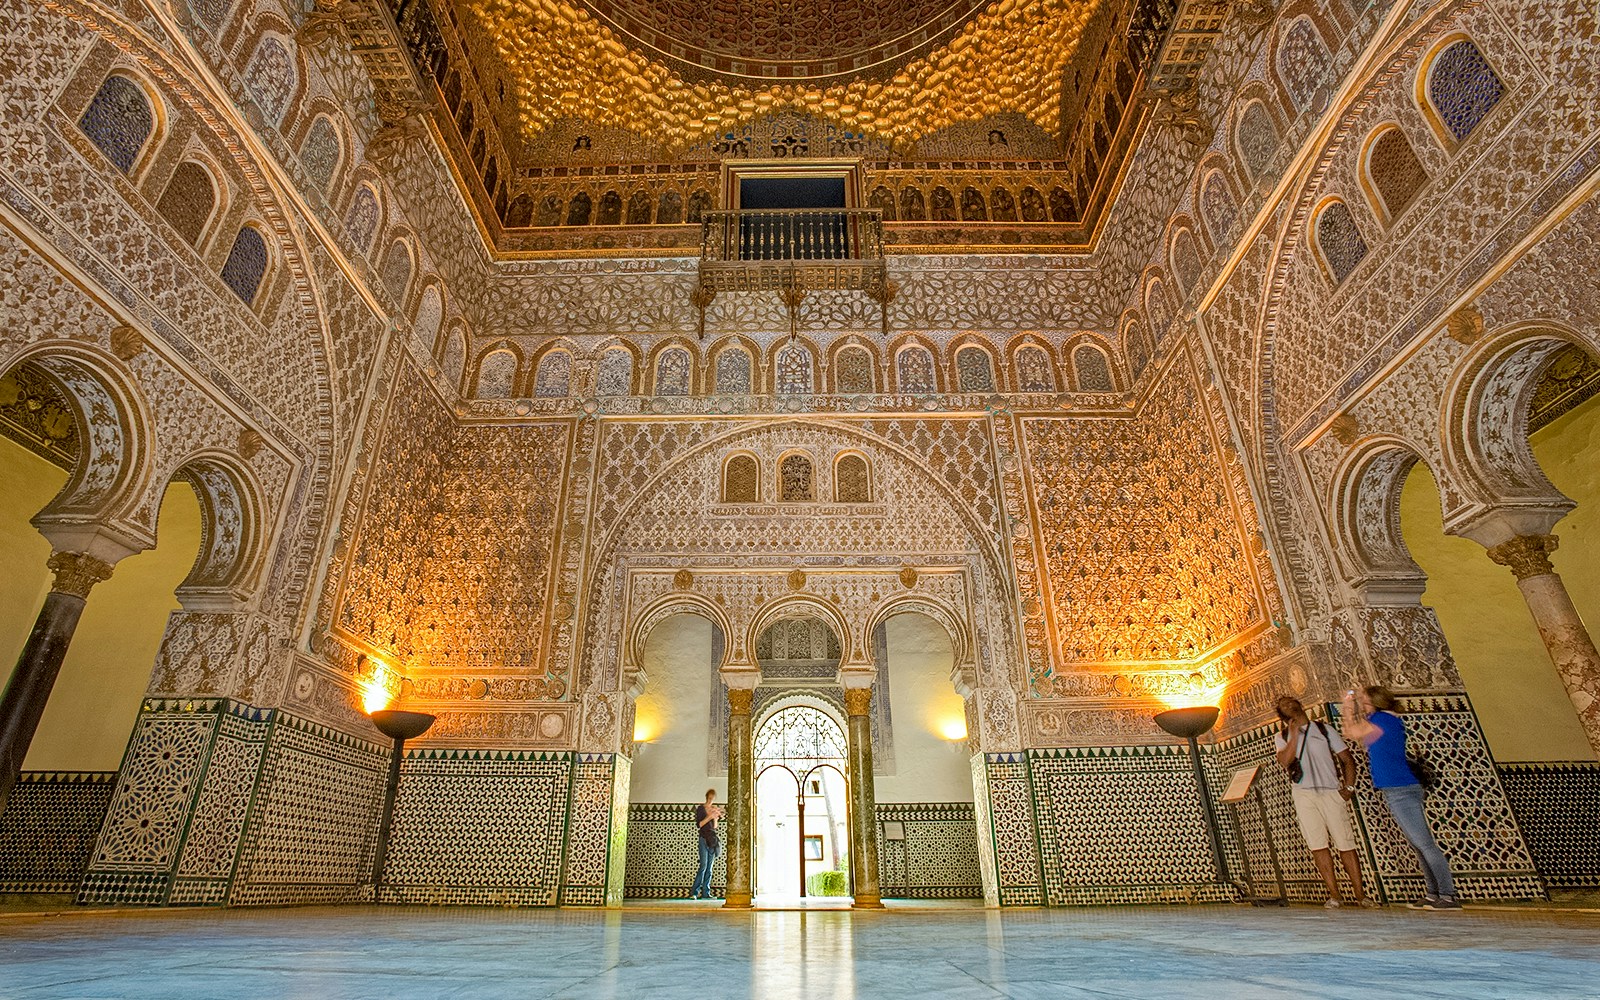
left=2, top=0, right=1600, bottom=994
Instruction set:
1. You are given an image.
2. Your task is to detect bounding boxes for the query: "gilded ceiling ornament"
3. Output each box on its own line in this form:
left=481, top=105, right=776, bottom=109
left=899, top=565, right=919, bottom=588
left=673, top=568, right=694, bottom=590
left=463, top=0, right=1109, bottom=151
left=238, top=428, right=265, bottom=460
left=787, top=568, right=807, bottom=591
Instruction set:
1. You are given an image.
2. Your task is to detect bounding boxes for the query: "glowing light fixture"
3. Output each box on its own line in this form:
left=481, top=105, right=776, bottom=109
left=938, top=717, right=968, bottom=741
left=359, top=658, right=394, bottom=714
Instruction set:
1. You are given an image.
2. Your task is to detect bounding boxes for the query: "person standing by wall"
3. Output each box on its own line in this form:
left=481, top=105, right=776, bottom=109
left=1341, top=686, right=1461, bottom=910
left=1274, top=696, right=1374, bottom=908
left=691, top=788, right=722, bottom=900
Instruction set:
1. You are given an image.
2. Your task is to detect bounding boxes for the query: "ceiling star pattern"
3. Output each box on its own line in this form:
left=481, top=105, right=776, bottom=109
left=463, top=0, right=1113, bottom=152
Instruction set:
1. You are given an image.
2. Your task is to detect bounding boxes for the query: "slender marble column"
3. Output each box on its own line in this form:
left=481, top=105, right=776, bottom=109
left=722, top=686, right=755, bottom=908
left=1487, top=533, right=1600, bottom=756
left=844, top=686, right=884, bottom=909
left=0, top=552, right=116, bottom=815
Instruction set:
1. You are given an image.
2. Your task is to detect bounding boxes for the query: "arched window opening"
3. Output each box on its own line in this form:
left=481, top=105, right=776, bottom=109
left=475, top=349, right=518, bottom=398
left=776, top=344, right=813, bottom=395
left=896, top=346, right=936, bottom=393
left=534, top=350, right=572, bottom=398
left=835, top=347, right=875, bottom=394
left=380, top=240, right=413, bottom=303
left=1073, top=345, right=1114, bottom=392
left=1236, top=101, right=1279, bottom=183
left=1427, top=39, right=1505, bottom=142
left=598, top=348, right=634, bottom=396
left=1278, top=18, right=1330, bottom=112
left=1367, top=127, right=1429, bottom=220
left=300, top=116, right=342, bottom=193
left=655, top=347, right=691, bottom=396
left=1015, top=346, right=1055, bottom=393
left=955, top=346, right=995, bottom=393
left=155, top=162, right=216, bottom=246
left=1170, top=229, right=1203, bottom=295
left=244, top=36, right=296, bottom=126
left=344, top=184, right=380, bottom=253
left=723, top=455, right=759, bottom=503
left=1316, top=201, right=1369, bottom=285
left=1201, top=173, right=1238, bottom=244
left=835, top=454, right=870, bottom=503
left=78, top=75, right=154, bottom=175
left=779, top=454, right=814, bottom=501
left=715, top=348, right=753, bottom=395
left=219, top=226, right=268, bottom=305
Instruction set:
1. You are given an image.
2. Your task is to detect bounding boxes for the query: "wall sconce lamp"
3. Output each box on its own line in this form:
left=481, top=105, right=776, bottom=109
left=1153, top=705, right=1233, bottom=889
left=368, top=706, right=435, bottom=901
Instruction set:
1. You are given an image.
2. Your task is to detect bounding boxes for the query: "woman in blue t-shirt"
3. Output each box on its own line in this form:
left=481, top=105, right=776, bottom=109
left=1341, top=685, right=1460, bottom=910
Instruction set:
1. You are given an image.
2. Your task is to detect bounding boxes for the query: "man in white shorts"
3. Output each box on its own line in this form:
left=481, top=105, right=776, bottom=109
left=1273, top=695, right=1375, bottom=908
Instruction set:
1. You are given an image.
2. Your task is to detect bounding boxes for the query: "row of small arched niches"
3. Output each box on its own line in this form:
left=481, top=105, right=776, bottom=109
left=487, top=340, right=1123, bottom=400
left=719, top=452, right=872, bottom=505
left=501, top=179, right=1090, bottom=229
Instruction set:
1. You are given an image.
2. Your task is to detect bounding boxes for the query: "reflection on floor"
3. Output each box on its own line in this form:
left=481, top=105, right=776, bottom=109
left=2, top=904, right=1599, bottom=999
left=623, top=895, right=984, bottom=910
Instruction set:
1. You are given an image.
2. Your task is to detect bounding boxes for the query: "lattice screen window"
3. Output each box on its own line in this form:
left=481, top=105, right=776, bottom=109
left=598, top=348, right=634, bottom=396
left=1428, top=39, right=1505, bottom=142
left=380, top=240, right=413, bottom=303
left=1073, top=345, right=1114, bottom=392
left=1315, top=201, right=1368, bottom=284
left=655, top=348, right=690, bottom=395
left=475, top=350, right=518, bottom=398
left=344, top=185, right=380, bottom=254
left=955, top=346, right=995, bottom=392
left=244, top=36, right=296, bottom=126
left=723, top=455, right=759, bottom=503
left=1277, top=18, right=1330, bottom=112
left=1236, top=102, right=1279, bottom=183
left=1015, top=346, right=1055, bottom=393
left=155, top=162, right=215, bottom=246
left=835, top=347, right=875, bottom=393
left=835, top=454, right=871, bottom=503
left=776, top=344, right=814, bottom=394
left=715, top=349, right=752, bottom=394
left=78, top=75, right=153, bottom=175
left=1127, top=328, right=1150, bottom=379
left=780, top=454, right=815, bottom=501
left=534, top=350, right=572, bottom=397
left=1171, top=229, right=1203, bottom=295
left=897, top=346, right=936, bottom=393
left=1201, top=173, right=1238, bottom=245
left=1368, top=127, right=1429, bottom=219
left=219, top=227, right=268, bottom=304
left=301, top=116, right=341, bottom=192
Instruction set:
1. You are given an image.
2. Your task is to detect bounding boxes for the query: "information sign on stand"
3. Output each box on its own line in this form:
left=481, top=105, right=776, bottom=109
left=1224, top=764, right=1287, bottom=906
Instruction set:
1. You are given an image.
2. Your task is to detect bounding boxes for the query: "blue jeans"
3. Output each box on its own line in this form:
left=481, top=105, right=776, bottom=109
left=691, top=840, right=717, bottom=898
left=1382, top=784, right=1456, bottom=898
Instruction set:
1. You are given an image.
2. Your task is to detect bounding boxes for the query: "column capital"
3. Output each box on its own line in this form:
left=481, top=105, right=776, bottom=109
left=1487, top=533, right=1559, bottom=581
left=843, top=687, right=873, bottom=716
left=727, top=687, right=754, bottom=715
left=46, top=551, right=116, bottom=598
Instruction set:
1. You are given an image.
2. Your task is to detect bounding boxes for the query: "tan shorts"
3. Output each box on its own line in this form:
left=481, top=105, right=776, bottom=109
left=1290, top=786, right=1357, bottom=852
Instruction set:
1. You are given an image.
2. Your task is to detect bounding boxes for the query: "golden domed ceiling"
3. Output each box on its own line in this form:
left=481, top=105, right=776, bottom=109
left=461, top=0, right=1116, bottom=153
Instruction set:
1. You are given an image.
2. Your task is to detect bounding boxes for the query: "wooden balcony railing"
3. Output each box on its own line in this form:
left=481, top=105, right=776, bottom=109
left=696, top=209, right=891, bottom=338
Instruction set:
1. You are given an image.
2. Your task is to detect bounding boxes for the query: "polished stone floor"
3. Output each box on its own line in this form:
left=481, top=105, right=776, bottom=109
left=3, top=904, right=1599, bottom=999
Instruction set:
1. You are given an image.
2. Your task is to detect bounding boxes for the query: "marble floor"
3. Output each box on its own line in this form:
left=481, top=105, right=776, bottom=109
left=2, top=904, right=1599, bottom=1000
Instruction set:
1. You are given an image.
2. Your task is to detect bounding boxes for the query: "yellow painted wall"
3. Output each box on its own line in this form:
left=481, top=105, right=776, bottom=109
left=0, top=436, right=203, bottom=772
left=1399, top=392, right=1600, bottom=762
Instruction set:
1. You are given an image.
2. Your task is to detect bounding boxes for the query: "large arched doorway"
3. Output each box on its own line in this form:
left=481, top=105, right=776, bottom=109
left=754, top=702, right=849, bottom=901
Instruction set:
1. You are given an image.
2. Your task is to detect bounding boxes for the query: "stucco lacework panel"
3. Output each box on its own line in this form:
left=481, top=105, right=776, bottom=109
left=1021, top=352, right=1264, bottom=665
left=335, top=363, right=571, bottom=686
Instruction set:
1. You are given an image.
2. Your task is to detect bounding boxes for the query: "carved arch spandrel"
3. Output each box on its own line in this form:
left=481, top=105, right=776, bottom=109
left=170, top=450, right=269, bottom=608
left=1439, top=323, right=1600, bottom=531
left=1328, top=435, right=1431, bottom=602
left=624, top=591, right=732, bottom=692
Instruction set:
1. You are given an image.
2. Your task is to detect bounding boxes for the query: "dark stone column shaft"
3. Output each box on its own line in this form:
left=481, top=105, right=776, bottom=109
left=0, top=552, right=115, bottom=816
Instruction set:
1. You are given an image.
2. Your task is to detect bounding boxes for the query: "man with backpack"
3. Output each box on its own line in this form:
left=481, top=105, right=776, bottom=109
left=1273, top=695, right=1375, bottom=908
